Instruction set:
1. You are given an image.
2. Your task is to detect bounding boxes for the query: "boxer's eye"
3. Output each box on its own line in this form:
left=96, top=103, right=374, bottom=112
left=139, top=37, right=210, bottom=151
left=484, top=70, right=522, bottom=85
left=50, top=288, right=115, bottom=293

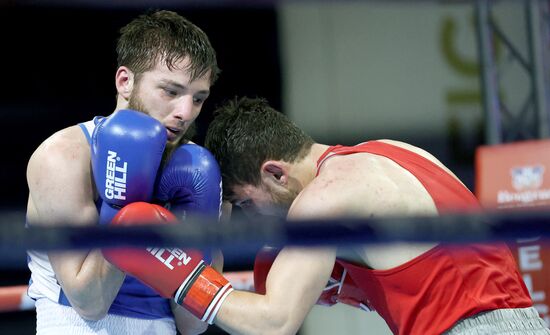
left=235, top=199, right=253, bottom=209
left=163, top=88, right=178, bottom=97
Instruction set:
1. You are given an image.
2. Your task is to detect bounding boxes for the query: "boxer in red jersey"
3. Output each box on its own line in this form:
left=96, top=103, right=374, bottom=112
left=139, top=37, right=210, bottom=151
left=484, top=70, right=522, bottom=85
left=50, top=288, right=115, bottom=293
left=197, top=97, right=549, bottom=334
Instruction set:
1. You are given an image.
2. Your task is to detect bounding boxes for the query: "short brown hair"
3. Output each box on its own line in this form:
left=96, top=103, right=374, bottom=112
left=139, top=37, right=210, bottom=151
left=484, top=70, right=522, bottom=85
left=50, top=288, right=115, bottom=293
left=205, top=97, right=314, bottom=199
left=117, top=10, right=220, bottom=84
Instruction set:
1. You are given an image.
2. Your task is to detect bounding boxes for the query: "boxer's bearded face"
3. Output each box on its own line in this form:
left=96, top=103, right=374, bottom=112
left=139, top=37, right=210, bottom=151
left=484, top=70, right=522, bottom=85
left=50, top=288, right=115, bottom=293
left=231, top=182, right=300, bottom=218
left=127, top=57, right=211, bottom=145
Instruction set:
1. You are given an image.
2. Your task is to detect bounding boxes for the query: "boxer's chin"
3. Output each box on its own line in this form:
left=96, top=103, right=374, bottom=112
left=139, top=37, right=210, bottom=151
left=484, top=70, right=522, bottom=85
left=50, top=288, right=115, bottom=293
left=168, top=131, right=189, bottom=147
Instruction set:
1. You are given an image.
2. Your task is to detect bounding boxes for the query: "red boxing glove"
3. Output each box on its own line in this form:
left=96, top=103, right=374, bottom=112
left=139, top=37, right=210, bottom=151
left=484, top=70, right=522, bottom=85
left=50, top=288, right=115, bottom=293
left=253, top=246, right=280, bottom=294
left=317, top=261, right=372, bottom=312
left=102, top=202, right=233, bottom=324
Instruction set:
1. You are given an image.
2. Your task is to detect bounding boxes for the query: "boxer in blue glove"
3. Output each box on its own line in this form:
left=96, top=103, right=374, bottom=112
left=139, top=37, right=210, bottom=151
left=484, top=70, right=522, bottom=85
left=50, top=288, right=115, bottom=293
left=26, top=10, right=220, bottom=335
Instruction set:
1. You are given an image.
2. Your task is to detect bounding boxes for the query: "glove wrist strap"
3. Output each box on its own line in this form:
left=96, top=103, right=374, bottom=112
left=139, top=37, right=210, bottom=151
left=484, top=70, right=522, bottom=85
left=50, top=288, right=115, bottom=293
left=175, top=265, right=234, bottom=324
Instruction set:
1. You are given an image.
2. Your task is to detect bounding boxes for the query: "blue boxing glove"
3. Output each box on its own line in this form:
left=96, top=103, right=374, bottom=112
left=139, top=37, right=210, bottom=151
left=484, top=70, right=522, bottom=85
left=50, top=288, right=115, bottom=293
left=155, top=143, right=223, bottom=222
left=91, top=109, right=167, bottom=224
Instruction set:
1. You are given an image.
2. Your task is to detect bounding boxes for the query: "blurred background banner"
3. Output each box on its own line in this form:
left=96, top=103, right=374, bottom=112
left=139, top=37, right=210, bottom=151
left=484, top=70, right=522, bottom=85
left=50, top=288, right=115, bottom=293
left=1, top=0, right=549, bottom=334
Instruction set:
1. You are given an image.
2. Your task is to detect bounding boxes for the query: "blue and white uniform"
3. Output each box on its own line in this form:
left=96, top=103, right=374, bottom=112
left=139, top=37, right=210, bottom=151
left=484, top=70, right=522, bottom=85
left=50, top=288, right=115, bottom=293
left=27, top=117, right=176, bottom=335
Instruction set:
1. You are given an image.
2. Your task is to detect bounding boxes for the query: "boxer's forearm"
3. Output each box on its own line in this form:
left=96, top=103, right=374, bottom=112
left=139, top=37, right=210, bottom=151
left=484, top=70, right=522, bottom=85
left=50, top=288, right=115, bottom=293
left=49, top=249, right=125, bottom=320
left=33, top=195, right=124, bottom=319
left=214, top=247, right=336, bottom=335
left=214, top=290, right=304, bottom=335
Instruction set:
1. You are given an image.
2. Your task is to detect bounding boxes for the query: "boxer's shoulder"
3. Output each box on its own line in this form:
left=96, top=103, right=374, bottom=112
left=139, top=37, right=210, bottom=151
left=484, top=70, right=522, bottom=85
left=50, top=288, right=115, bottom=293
left=376, top=139, right=464, bottom=187
left=27, top=125, right=91, bottom=188
left=30, top=126, right=90, bottom=162
left=377, top=139, right=448, bottom=170
left=288, top=175, right=357, bottom=220
left=294, top=155, right=413, bottom=219
left=27, top=125, right=96, bottom=226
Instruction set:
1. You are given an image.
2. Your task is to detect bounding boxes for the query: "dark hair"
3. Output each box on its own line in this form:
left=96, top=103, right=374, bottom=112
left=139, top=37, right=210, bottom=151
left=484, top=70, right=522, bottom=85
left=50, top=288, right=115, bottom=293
left=205, top=97, right=314, bottom=199
left=117, top=10, right=219, bottom=84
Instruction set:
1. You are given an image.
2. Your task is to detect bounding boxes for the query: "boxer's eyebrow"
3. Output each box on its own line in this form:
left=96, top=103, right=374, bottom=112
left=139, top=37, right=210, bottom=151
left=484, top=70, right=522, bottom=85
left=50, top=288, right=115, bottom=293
left=159, top=79, right=183, bottom=88
left=159, top=79, right=210, bottom=95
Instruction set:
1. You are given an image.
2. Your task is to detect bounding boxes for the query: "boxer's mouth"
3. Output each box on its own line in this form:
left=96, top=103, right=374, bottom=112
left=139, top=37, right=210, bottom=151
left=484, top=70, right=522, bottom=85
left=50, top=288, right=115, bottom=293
left=166, top=127, right=182, bottom=140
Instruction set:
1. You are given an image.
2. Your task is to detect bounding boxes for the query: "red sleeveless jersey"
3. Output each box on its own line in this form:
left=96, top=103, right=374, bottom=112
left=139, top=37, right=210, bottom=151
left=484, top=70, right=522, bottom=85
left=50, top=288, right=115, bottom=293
left=317, top=141, right=532, bottom=335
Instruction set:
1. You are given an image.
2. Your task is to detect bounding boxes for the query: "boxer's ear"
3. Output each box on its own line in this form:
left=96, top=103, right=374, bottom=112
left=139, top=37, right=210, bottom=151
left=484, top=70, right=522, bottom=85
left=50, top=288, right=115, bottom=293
left=115, top=66, right=134, bottom=100
left=261, top=160, right=288, bottom=186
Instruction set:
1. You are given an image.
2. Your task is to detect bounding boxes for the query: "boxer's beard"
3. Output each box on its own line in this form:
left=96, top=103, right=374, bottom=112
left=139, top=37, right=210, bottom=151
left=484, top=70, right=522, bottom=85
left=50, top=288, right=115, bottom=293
left=269, top=185, right=300, bottom=217
left=128, top=88, right=148, bottom=115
